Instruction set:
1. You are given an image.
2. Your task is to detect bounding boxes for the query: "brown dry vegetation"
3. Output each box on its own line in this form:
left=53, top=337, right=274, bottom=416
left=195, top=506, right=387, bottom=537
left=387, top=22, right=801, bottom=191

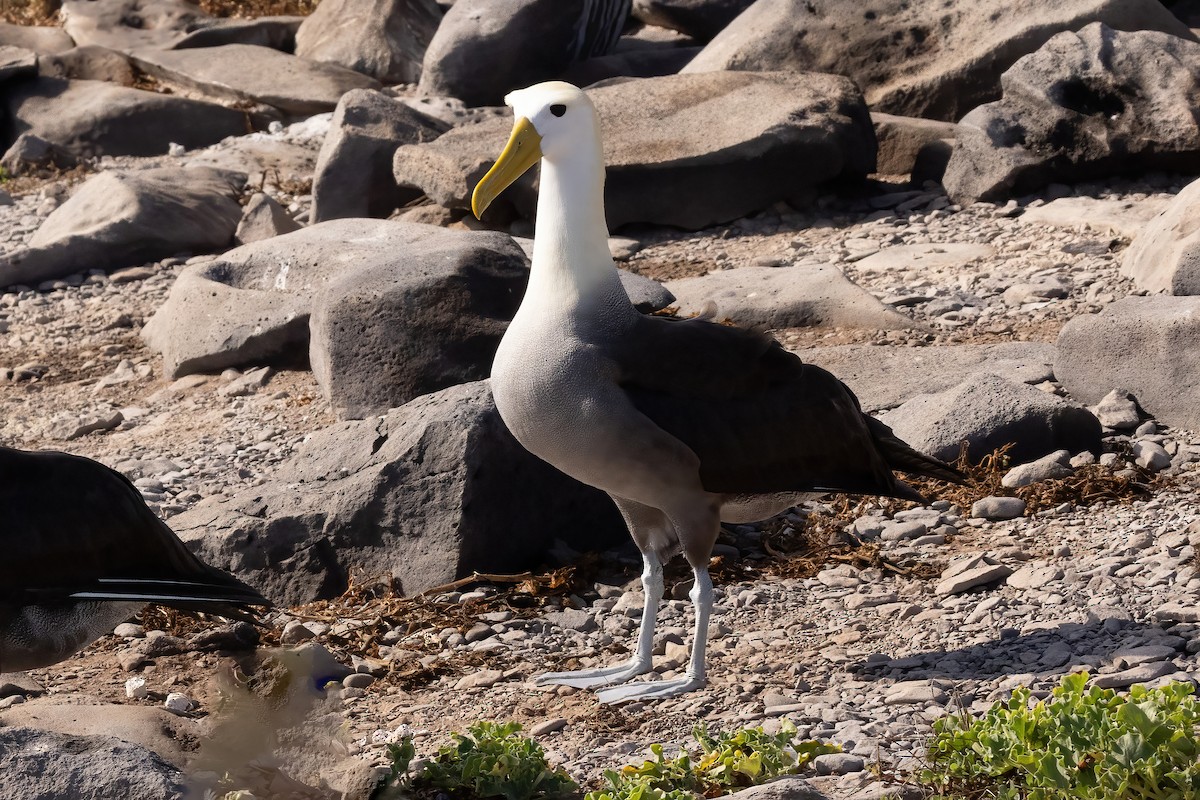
left=1, top=0, right=60, bottom=26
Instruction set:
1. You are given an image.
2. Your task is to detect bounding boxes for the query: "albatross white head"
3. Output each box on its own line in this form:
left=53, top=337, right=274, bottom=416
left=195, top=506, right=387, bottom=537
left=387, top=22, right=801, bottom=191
left=473, top=81, right=620, bottom=309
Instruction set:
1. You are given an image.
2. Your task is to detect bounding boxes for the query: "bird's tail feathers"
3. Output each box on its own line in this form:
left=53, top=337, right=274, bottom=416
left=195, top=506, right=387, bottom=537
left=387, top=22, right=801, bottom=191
left=53, top=577, right=270, bottom=625
left=866, top=417, right=967, bottom=486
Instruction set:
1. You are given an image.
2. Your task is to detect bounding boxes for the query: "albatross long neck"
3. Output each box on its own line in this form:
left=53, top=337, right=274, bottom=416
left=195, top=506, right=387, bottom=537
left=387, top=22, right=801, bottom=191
left=527, top=141, right=625, bottom=313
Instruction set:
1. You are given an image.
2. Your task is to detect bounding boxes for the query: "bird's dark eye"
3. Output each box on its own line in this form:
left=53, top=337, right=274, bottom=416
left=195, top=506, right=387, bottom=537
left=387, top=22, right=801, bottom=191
left=550, top=104, right=567, bottom=117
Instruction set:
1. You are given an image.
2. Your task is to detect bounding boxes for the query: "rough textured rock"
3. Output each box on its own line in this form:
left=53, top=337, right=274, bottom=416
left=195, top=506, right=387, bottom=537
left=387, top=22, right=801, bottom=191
left=129, top=44, right=381, bottom=115
left=0, top=167, right=243, bottom=288
left=798, top=342, right=1057, bottom=412
left=309, top=228, right=528, bottom=418
left=720, top=777, right=832, bottom=800
left=945, top=24, right=1200, bottom=204
left=3, top=78, right=251, bottom=159
left=1121, top=175, right=1200, bottom=294
left=0, top=701, right=200, bottom=768
left=418, top=0, right=632, bottom=107
left=632, top=0, right=755, bottom=41
left=665, top=264, right=914, bottom=332
left=172, top=380, right=625, bottom=605
left=235, top=192, right=301, bottom=245
left=0, top=22, right=75, bottom=55
left=61, top=0, right=210, bottom=51
left=0, top=133, right=77, bottom=176
left=312, top=89, right=448, bottom=223
left=880, top=372, right=1102, bottom=464
left=683, top=0, right=1194, bottom=122
left=395, top=70, right=875, bottom=230
left=36, top=45, right=136, bottom=85
left=295, top=0, right=442, bottom=84
left=1055, top=296, right=1200, bottom=432
left=872, top=113, right=958, bottom=177
left=0, top=726, right=187, bottom=800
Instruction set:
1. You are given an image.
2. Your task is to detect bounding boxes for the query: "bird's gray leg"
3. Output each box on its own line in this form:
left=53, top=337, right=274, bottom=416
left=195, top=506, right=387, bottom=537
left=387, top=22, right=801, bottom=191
left=534, top=551, right=661, bottom=689
left=596, top=563, right=710, bottom=703
left=597, top=498, right=717, bottom=704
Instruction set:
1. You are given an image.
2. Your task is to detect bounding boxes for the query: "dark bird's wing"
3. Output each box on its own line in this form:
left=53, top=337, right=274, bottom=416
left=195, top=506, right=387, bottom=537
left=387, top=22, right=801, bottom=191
left=610, top=314, right=962, bottom=500
left=0, top=447, right=270, bottom=622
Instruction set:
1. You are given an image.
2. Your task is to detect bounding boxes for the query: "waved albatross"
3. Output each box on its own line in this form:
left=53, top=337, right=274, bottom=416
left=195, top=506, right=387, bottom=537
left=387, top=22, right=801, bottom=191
left=472, top=81, right=963, bottom=703
left=0, top=446, right=270, bottom=672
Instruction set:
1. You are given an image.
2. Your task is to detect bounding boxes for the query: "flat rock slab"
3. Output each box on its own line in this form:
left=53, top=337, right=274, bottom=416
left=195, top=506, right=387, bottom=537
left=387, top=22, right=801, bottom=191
left=665, top=264, right=914, bottom=332
left=1055, top=295, right=1200, bottom=432
left=796, top=342, right=1056, bottom=412
left=1121, top=175, right=1200, bottom=294
left=185, top=136, right=317, bottom=188
left=395, top=70, right=875, bottom=230
left=1022, top=195, right=1172, bottom=239
left=4, top=78, right=251, bottom=159
left=853, top=243, right=995, bottom=275
left=0, top=726, right=186, bottom=800
left=172, top=380, right=625, bottom=605
left=0, top=22, right=75, bottom=55
left=130, top=44, right=380, bottom=115
left=0, top=166, right=242, bottom=288
left=936, top=562, right=1014, bottom=596
left=1093, top=661, right=1177, bottom=689
left=683, top=0, right=1192, bottom=121
left=945, top=24, right=1200, bottom=204
left=871, top=112, right=958, bottom=176
left=880, top=372, right=1101, bottom=464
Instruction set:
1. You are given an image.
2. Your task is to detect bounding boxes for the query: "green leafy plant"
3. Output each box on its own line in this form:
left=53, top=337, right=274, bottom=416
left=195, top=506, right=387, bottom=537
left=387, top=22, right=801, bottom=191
left=418, top=721, right=576, bottom=800
left=586, top=720, right=840, bottom=800
left=920, top=671, right=1200, bottom=799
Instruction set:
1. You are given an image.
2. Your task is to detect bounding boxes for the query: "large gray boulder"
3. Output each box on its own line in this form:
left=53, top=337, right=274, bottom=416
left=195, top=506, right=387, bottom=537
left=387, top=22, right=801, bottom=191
left=310, top=230, right=527, bottom=419
left=944, top=24, right=1200, bottom=204
left=880, top=372, right=1102, bottom=463
left=1055, top=296, right=1200, bottom=432
left=632, top=0, right=755, bottom=41
left=295, top=0, right=442, bottom=84
left=312, top=89, right=448, bottom=223
left=61, top=0, right=209, bottom=51
left=129, top=44, right=381, bottom=115
left=394, top=70, right=875, bottom=230
left=141, top=219, right=526, bottom=384
left=0, top=22, right=75, bottom=55
left=3, top=78, right=251, bottom=158
left=418, top=0, right=631, bottom=107
left=683, top=0, right=1193, bottom=122
left=172, top=380, right=625, bottom=605
left=1121, top=175, right=1200, bottom=294
left=798, top=342, right=1057, bottom=412
left=0, top=727, right=186, bottom=800
left=665, top=264, right=915, bottom=332
left=872, top=113, right=957, bottom=177
left=0, top=167, right=243, bottom=288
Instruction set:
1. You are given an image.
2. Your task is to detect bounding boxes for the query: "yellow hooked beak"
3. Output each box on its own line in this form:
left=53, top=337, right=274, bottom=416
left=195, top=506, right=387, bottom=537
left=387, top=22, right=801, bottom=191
left=471, top=116, right=542, bottom=219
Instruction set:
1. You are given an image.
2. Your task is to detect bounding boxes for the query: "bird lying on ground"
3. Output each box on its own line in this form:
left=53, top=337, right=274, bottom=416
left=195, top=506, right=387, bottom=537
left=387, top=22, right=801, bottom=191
left=0, top=446, right=271, bottom=673
left=472, top=81, right=963, bottom=703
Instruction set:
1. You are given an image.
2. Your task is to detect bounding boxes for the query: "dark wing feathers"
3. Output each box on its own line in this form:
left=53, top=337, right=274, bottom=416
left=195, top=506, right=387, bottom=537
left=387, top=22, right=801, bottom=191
left=0, top=446, right=270, bottom=616
left=612, top=314, right=961, bottom=498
